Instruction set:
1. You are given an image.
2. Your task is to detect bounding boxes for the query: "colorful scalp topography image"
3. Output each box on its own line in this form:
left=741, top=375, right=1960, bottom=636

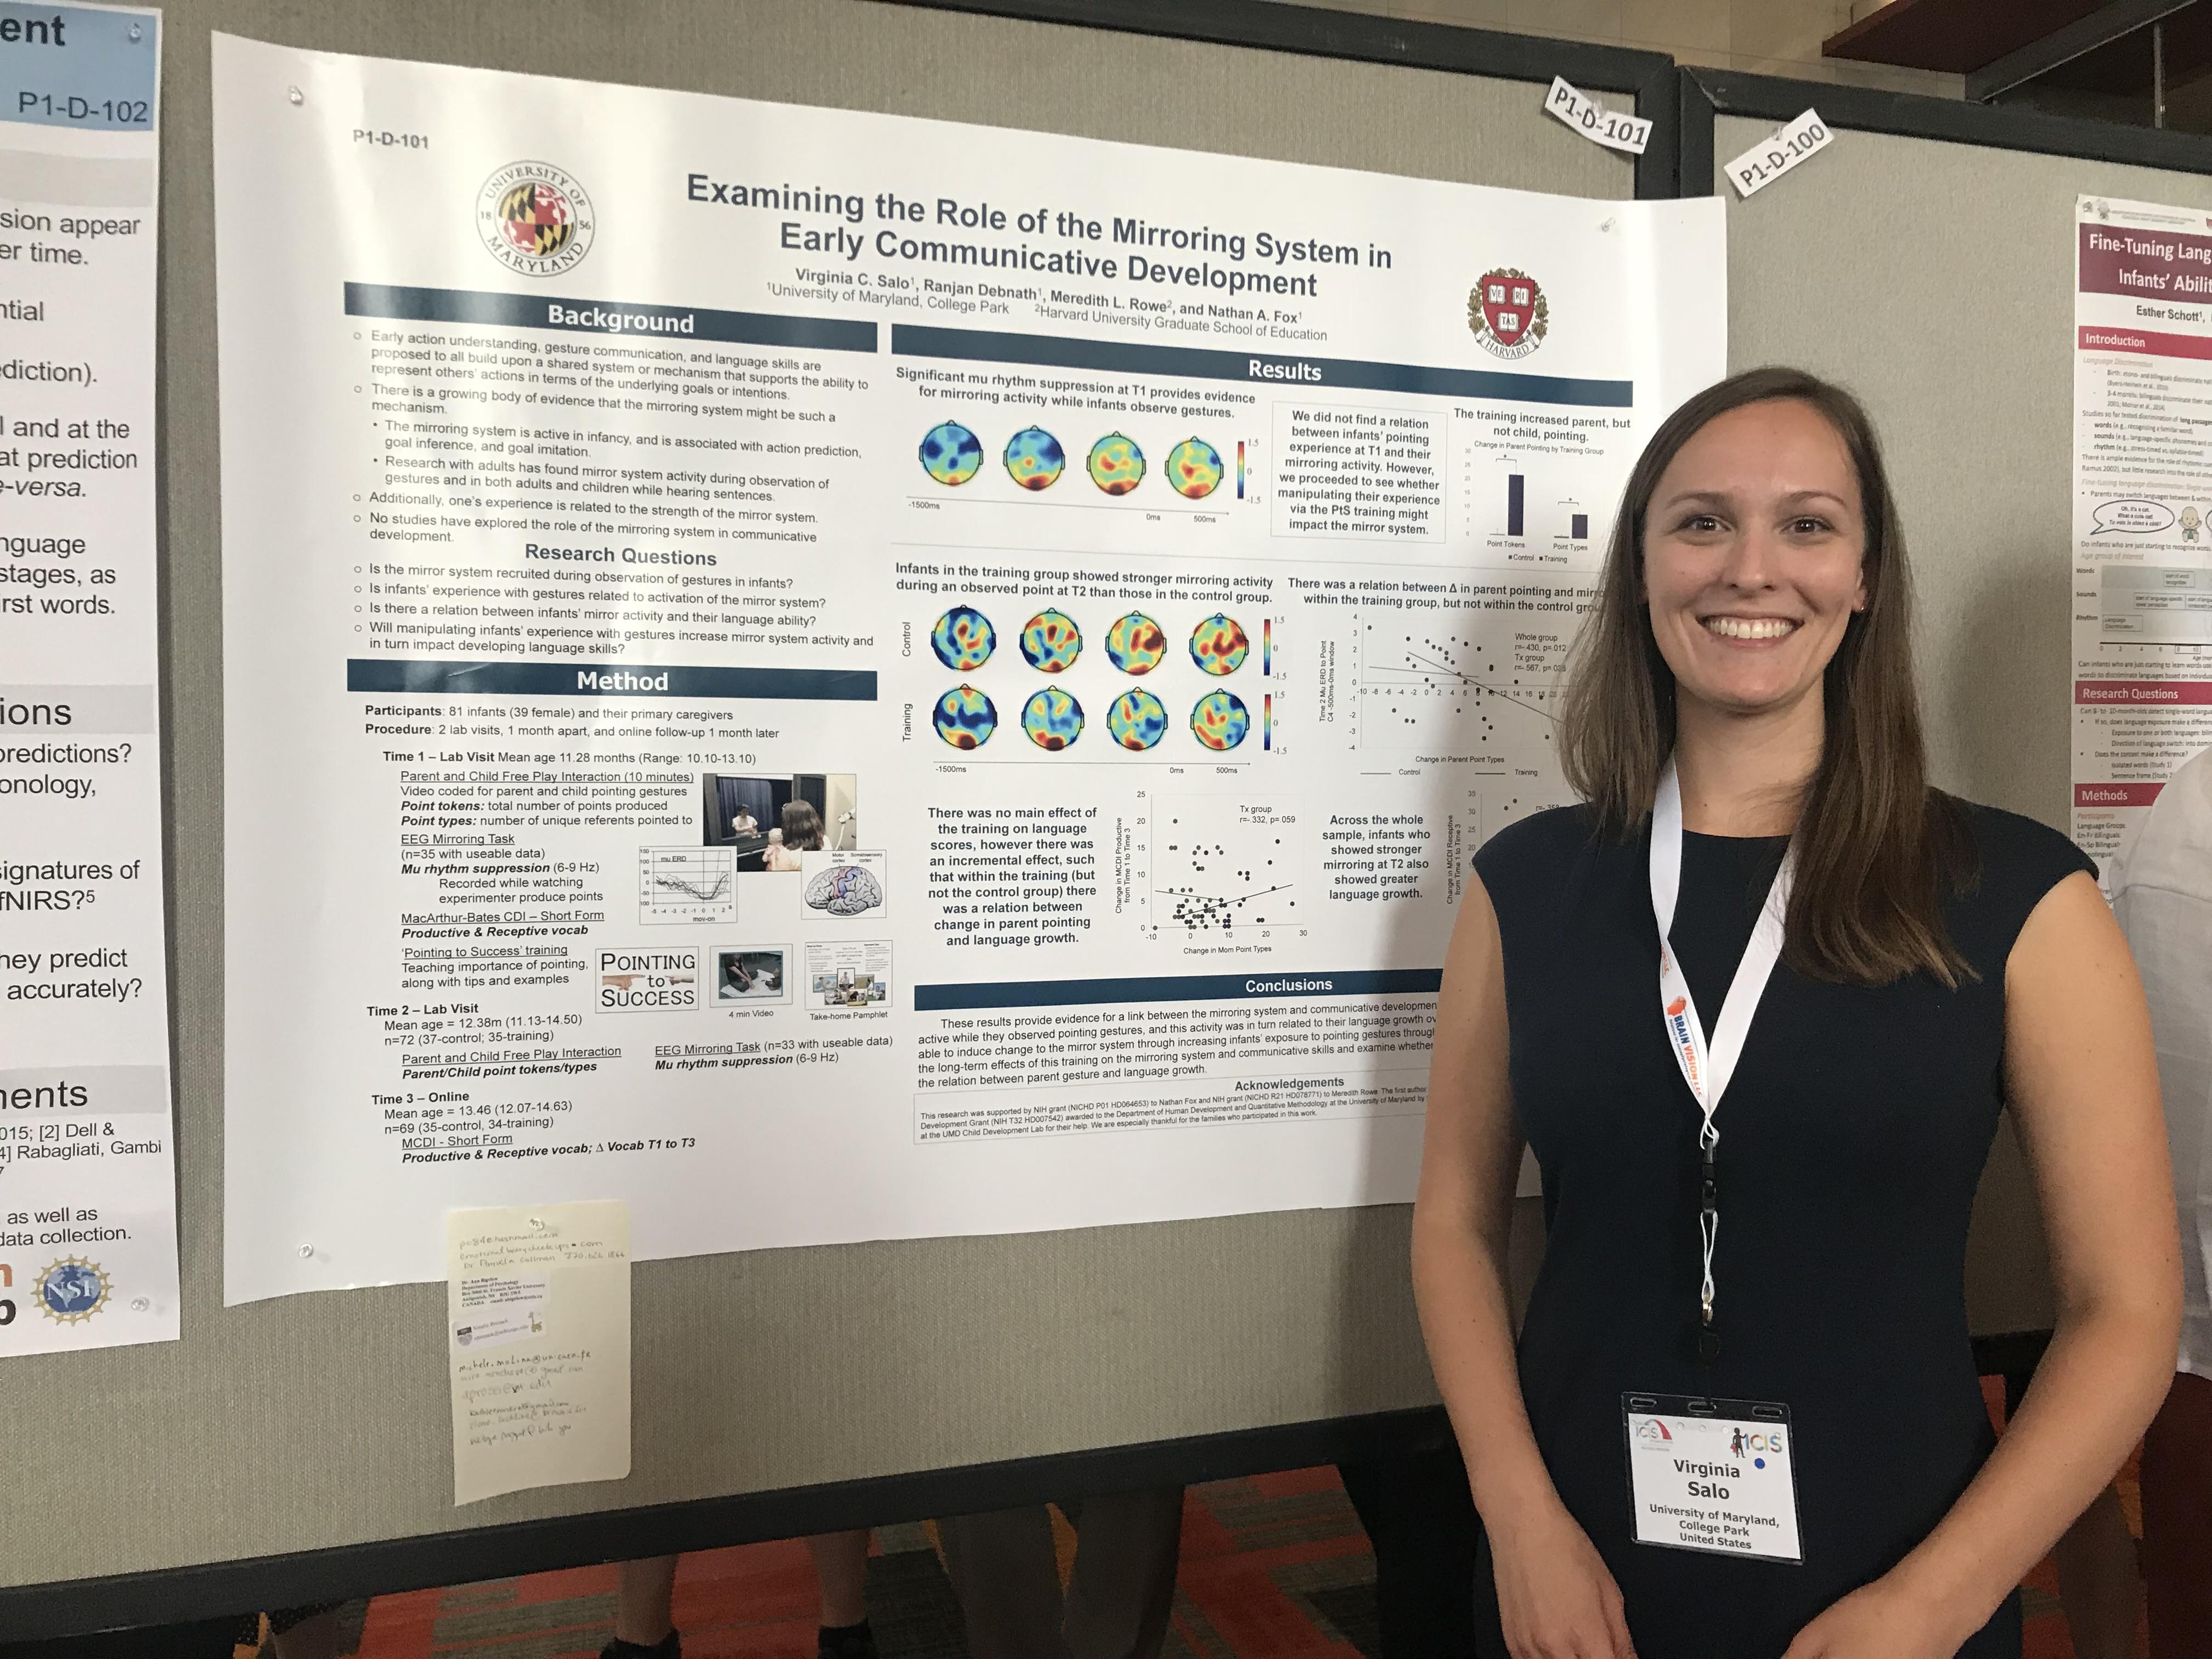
left=1104, top=611, right=1168, bottom=674
left=1023, top=687, right=1084, bottom=751
left=1003, top=426, right=1066, bottom=490
left=1167, top=437, right=1224, bottom=499
left=1020, top=609, right=1082, bottom=673
left=1087, top=432, right=1146, bottom=495
left=1189, top=614, right=1249, bottom=675
left=931, top=605, right=996, bottom=670
left=1107, top=689, right=1169, bottom=751
left=919, top=420, right=984, bottom=485
left=1191, top=690, right=1250, bottom=751
left=933, top=685, right=997, bottom=749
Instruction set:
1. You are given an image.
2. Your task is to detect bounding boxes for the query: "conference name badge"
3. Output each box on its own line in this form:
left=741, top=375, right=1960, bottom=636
left=1623, top=1393, right=1803, bottom=1564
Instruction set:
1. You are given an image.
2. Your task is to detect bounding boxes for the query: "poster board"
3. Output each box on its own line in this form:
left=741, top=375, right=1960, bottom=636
left=1695, top=69, right=2212, bottom=1338
left=0, top=0, right=1667, bottom=1632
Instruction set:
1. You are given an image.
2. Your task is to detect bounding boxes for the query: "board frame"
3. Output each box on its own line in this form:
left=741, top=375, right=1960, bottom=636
left=0, top=1, right=1677, bottom=1640
left=1678, top=60, right=2212, bottom=194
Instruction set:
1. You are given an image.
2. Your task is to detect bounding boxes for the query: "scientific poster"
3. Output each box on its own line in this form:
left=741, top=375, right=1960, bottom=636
left=213, top=34, right=1724, bottom=1302
left=0, top=1, right=178, bottom=1355
left=2072, top=194, right=2212, bottom=859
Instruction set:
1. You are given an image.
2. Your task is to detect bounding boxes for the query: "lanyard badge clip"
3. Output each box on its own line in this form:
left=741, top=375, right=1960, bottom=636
left=1651, top=759, right=1791, bottom=1367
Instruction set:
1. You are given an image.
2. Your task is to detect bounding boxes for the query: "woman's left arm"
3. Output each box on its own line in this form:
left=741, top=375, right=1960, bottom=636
left=1785, top=870, right=2182, bottom=1658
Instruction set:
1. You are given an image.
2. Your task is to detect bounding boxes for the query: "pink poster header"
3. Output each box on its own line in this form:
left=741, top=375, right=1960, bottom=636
left=2075, top=679, right=2212, bottom=704
left=2075, top=782, right=2167, bottom=808
left=2080, top=222, right=2212, bottom=299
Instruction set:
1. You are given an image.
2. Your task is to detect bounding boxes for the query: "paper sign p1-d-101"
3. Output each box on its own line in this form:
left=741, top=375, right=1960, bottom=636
left=597, top=947, right=701, bottom=1011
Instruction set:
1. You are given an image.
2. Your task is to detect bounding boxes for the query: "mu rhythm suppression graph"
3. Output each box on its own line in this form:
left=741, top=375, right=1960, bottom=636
left=638, top=845, right=736, bottom=924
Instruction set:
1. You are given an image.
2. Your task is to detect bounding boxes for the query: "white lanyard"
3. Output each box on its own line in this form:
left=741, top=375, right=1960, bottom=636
left=1650, top=758, right=1793, bottom=1350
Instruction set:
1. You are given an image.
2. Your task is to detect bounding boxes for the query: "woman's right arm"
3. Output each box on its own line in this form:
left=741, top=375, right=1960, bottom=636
left=1412, top=877, right=1638, bottom=1659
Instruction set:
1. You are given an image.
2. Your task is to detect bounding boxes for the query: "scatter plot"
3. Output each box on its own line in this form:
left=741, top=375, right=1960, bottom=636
left=1022, top=686, right=1085, bottom=751
left=1352, top=608, right=1570, bottom=755
left=1002, top=426, right=1066, bottom=490
left=919, top=421, right=984, bottom=486
left=1189, top=613, right=1250, bottom=676
left=933, top=685, right=997, bottom=749
left=1087, top=432, right=1146, bottom=495
left=1107, top=689, right=1169, bottom=751
left=637, top=845, right=736, bottom=924
left=1019, top=609, right=1083, bottom=673
left=1167, top=437, right=1224, bottom=499
left=1150, top=798, right=1295, bottom=935
left=930, top=605, right=996, bottom=670
left=1190, top=689, right=1250, bottom=752
left=1105, top=612, right=1169, bottom=675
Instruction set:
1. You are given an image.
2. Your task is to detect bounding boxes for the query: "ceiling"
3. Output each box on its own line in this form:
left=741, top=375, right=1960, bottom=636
left=1824, top=0, right=2132, bottom=74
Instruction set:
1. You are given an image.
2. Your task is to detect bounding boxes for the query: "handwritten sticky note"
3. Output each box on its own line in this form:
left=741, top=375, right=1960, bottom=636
left=447, top=1200, right=630, bottom=1505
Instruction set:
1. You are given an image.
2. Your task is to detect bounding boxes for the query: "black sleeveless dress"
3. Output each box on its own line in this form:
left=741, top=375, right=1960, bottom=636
left=1469, top=801, right=2094, bottom=1659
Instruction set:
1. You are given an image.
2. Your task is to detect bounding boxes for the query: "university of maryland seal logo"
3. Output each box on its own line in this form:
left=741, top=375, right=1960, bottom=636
left=1469, top=268, right=1548, bottom=359
left=477, top=160, right=595, bottom=277
left=36, top=1257, right=108, bottom=1324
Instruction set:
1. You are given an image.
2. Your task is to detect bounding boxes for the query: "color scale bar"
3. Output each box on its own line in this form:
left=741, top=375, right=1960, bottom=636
left=1237, top=441, right=1246, bottom=499
left=1263, top=618, right=1272, bottom=675
left=1263, top=693, right=1272, bottom=750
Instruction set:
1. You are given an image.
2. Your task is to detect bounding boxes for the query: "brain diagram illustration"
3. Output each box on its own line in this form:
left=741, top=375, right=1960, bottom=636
left=1022, top=686, right=1085, bottom=751
left=927, top=605, right=1257, bottom=755
left=1086, top=432, right=1146, bottom=495
left=805, top=864, right=884, bottom=917
left=1104, top=612, right=1168, bottom=674
left=913, top=424, right=1227, bottom=503
left=1167, top=437, right=1224, bottom=499
left=919, top=420, right=984, bottom=486
left=1003, top=426, right=1066, bottom=490
left=1189, top=614, right=1250, bottom=675
left=932, top=684, right=997, bottom=749
left=1107, top=689, right=1169, bottom=751
left=930, top=604, right=996, bottom=671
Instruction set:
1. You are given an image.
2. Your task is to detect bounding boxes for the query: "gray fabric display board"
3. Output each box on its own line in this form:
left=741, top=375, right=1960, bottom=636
left=0, top=0, right=1667, bottom=1636
left=1688, top=69, right=2212, bottom=1341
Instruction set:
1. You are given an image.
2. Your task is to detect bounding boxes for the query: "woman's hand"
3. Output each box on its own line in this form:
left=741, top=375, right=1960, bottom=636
left=1491, top=1504, right=1638, bottom=1659
left=1780, top=1577, right=1973, bottom=1659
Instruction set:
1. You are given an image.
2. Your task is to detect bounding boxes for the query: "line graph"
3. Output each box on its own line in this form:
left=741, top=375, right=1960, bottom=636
left=1148, top=797, right=1298, bottom=936
left=637, top=845, right=736, bottom=925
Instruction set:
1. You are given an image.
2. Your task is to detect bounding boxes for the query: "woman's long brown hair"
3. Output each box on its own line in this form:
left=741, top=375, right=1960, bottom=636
left=1558, top=366, right=1974, bottom=986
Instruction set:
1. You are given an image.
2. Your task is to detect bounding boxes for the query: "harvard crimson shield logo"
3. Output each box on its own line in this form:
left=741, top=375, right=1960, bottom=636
left=477, top=161, right=596, bottom=277
left=1469, top=268, right=1549, bottom=359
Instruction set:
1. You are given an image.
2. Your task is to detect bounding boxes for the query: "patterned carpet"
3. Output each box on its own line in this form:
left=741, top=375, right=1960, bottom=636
left=283, top=1446, right=2117, bottom=1659
left=317, top=1469, right=1381, bottom=1659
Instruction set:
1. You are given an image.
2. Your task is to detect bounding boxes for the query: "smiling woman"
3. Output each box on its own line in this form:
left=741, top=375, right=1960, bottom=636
left=1412, top=368, right=2183, bottom=1659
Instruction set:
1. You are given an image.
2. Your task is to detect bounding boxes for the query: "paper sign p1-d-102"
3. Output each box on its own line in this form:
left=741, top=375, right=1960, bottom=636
left=598, top=947, right=701, bottom=1011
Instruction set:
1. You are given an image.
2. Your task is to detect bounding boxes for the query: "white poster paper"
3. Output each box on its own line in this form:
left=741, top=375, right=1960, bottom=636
left=448, top=1198, right=629, bottom=1505
left=212, top=34, right=1725, bottom=1301
left=0, top=2, right=177, bottom=1355
left=2072, top=195, right=2212, bottom=859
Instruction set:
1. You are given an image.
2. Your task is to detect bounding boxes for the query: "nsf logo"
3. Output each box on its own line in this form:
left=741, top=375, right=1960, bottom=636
left=36, top=1256, right=108, bottom=1324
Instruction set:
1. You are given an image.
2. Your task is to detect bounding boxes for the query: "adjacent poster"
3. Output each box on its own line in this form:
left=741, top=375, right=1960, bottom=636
left=213, top=34, right=1725, bottom=1302
left=2072, top=194, right=2212, bottom=859
left=0, top=2, right=177, bottom=1353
